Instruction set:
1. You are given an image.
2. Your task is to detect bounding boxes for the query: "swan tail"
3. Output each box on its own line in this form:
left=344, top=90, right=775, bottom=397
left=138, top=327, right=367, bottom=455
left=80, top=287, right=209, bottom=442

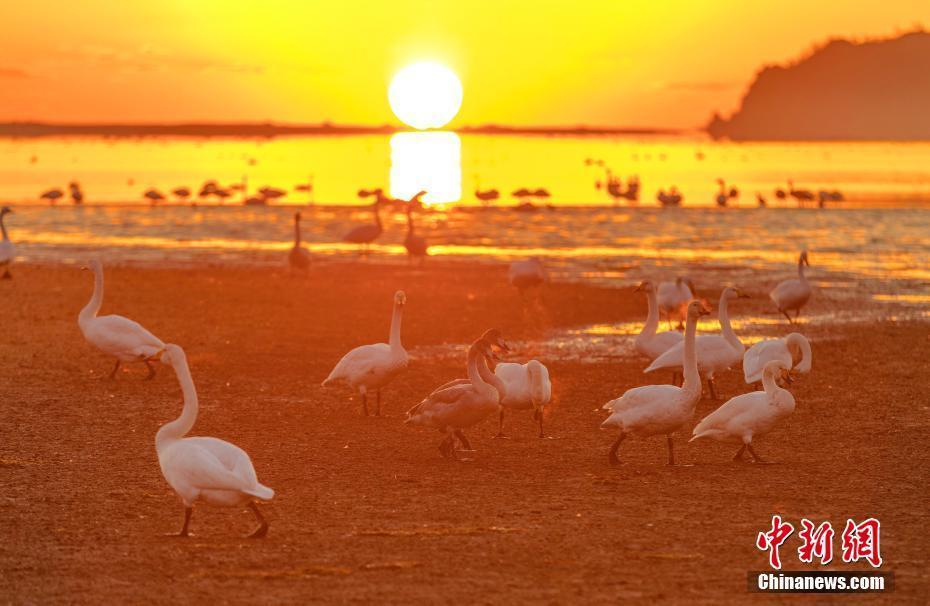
left=244, top=483, right=275, bottom=501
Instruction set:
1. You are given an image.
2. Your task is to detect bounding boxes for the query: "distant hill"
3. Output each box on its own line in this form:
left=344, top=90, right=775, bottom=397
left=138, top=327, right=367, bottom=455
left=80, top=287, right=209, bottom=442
left=707, top=30, right=930, bottom=141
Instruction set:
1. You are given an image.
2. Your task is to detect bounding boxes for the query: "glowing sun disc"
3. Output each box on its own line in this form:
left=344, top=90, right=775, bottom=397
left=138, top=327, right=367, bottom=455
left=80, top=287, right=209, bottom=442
left=389, top=62, right=463, bottom=130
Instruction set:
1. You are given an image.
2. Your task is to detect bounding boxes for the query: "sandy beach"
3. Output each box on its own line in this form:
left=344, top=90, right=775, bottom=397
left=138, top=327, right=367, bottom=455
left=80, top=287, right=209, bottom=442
left=0, top=260, right=926, bottom=603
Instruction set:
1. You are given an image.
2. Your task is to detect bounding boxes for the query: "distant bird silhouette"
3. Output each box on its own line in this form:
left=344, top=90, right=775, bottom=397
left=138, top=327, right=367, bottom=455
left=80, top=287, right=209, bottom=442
left=475, top=188, right=500, bottom=205
left=199, top=180, right=220, bottom=199
left=69, top=181, right=84, bottom=205
left=657, top=187, right=683, bottom=207
left=788, top=180, right=815, bottom=206
left=144, top=189, right=165, bottom=204
left=512, top=188, right=533, bottom=198
left=756, top=192, right=767, bottom=207
left=403, top=191, right=429, bottom=261
left=40, top=188, right=64, bottom=204
left=509, top=257, right=548, bottom=297
left=774, top=188, right=787, bottom=202
left=343, top=199, right=383, bottom=253
left=214, top=189, right=232, bottom=204
left=172, top=187, right=191, bottom=200
left=258, top=186, right=286, bottom=201
left=294, top=176, right=314, bottom=203
left=288, top=212, right=311, bottom=271
left=715, top=179, right=739, bottom=207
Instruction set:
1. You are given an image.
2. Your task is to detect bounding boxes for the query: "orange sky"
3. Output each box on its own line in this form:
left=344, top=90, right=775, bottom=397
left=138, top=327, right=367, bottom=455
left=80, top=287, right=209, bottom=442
left=2, top=1, right=928, bottom=128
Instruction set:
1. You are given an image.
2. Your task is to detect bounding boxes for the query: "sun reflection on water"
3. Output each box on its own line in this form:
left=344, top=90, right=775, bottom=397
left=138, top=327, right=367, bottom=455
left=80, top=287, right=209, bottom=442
left=390, top=132, right=461, bottom=204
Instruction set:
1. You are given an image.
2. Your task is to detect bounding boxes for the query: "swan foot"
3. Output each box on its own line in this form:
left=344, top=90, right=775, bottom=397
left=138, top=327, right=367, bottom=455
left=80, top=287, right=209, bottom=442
left=375, top=390, right=382, bottom=417
left=747, top=444, right=773, bottom=464
left=733, top=445, right=747, bottom=462
left=247, top=503, right=269, bottom=538
left=608, top=435, right=626, bottom=466
left=169, top=507, right=193, bottom=537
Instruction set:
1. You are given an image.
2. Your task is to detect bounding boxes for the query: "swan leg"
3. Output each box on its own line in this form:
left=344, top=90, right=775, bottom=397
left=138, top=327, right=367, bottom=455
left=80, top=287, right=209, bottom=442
left=1, top=269, right=10, bottom=280
left=666, top=435, right=676, bottom=466
left=438, top=433, right=455, bottom=459
left=359, top=387, right=369, bottom=416
left=534, top=409, right=545, bottom=438
left=794, top=309, right=801, bottom=322
left=493, top=409, right=510, bottom=439
left=375, top=390, right=382, bottom=417
left=454, top=430, right=474, bottom=452
left=733, top=445, right=747, bottom=462
left=107, top=359, right=121, bottom=379
left=781, top=310, right=794, bottom=324
left=172, top=507, right=192, bottom=537
left=608, top=434, right=626, bottom=466
left=247, top=502, right=269, bottom=538
left=707, top=378, right=719, bottom=400
left=747, top=444, right=772, bottom=464
left=144, top=359, right=157, bottom=380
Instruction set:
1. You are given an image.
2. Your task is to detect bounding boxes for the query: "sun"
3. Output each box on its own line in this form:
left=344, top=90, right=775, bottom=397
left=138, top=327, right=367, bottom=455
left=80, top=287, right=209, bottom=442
left=389, top=62, right=463, bottom=130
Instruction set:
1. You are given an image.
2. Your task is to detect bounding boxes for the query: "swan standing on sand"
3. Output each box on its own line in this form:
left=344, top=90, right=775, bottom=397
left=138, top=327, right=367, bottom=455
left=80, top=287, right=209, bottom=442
left=405, top=330, right=508, bottom=459
left=156, top=344, right=274, bottom=537
left=288, top=212, right=311, bottom=271
left=743, top=333, right=812, bottom=384
left=633, top=280, right=684, bottom=360
left=509, top=257, right=547, bottom=297
left=0, top=207, right=15, bottom=280
left=322, top=291, right=408, bottom=416
left=656, top=277, right=694, bottom=329
left=645, top=287, right=750, bottom=400
left=343, top=200, right=383, bottom=253
left=601, top=301, right=710, bottom=465
left=78, top=259, right=166, bottom=379
left=690, top=360, right=796, bottom=463
left=493, top=360, right=552, bottom=438
left=770, top=250, right=812, bottom=323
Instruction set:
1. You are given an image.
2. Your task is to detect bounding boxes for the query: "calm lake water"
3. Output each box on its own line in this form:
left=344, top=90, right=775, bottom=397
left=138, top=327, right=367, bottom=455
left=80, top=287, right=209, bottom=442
left=1, top=135, right=929, bottom=312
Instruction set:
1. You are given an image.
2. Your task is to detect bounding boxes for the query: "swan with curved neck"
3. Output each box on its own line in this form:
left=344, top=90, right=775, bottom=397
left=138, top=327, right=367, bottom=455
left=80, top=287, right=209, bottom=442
left=601, top=300, right=710, bottom=466
left=342, top=200, right=383, bottom=253
left=0, top=207, right=14, bottom=280
left=656, top=276, right=694, bottom=329
left=78, top=259, right=166, bottom=379
left=634, top=280, right=684, bottom=360
left=492, top=359, right=552, bottom=438
left=322, top=291, right=408, bottom=415
left=743, top=332, right=812, bottom=384
left=406, top=329, right=509, bottom=459
left=156, top=344, right=274, bottom=537
left=770, top=250, right=812, bottom=323
left=691, top=360, right=797, bottom=463
left=644, top=287, right=749, bottom=399
left=288, top=211, right=311, bottom=271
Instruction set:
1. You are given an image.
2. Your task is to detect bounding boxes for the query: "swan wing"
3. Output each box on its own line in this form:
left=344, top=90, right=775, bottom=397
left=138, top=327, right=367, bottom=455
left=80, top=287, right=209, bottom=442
left=645, top=336, right=735, bottom=372
left=164, top=438, right=274, bottom=500
left=0, top=240, right=14, bottom=264
left=83, top=315, right=165, bottom=358
left=770, top=279, right=810, bottom=309
left=323, top=343, right=392, bottom=385
left=743, top=340, right=790, bottom=383
left=691, top=392, right=767, bottom=441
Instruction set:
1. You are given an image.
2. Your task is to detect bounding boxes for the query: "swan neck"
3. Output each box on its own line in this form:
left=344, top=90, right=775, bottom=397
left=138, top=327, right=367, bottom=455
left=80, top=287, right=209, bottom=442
left=465, top=344, right=495, bottom=397
left=718, top=293, right=742, bottom=351
left=79, top=264, right=104, bottom=325
left=388, top=302, right=403, bottom=351
left=293, top=216, right=301, bottom=246
left=480, top=358, right=506, bottom=399
left=798, top=258, right=808, bottom=283
left=640, top=289, right=660, bottom=338
left=681, top=313, right=700, bottom=393
left=0, top=213, right=7, bottom=241
left=761, top=369, right=780, bottom=395
left=156, top=358, right=199, bottom=448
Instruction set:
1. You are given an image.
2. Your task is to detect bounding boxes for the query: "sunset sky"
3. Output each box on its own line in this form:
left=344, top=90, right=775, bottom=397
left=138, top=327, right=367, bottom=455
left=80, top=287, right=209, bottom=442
left=2, top=1, right=928, bottom=128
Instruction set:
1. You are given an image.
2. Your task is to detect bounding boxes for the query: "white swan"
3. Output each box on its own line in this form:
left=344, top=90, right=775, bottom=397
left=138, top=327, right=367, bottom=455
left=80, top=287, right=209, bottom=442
left=743, top=333, right=812, bottom=384
left=601, top=300, right=709, bottom=465
left=656, top=277, right=694, bottom=329
left=288, top=211, right=311, bottom=271
left=157, top=344, right=274, bottom=537
left=0, top=206, right=14, bottom=280
left=690, top=360, right=796, bottom=463
left=644, top=287, right=749, bottom=399
left=405, top=331, right=504, bottom=459
left=770, top=250, right=812, bottom=323
left=78, top=259, right=166, bottom=379
left=493, top=360, right=552, bottom=438
left=633, top=280, right=684, bottom=360
left=322, top=290, right=408, bottom=415
left=508, top=257, right=547, bottom=296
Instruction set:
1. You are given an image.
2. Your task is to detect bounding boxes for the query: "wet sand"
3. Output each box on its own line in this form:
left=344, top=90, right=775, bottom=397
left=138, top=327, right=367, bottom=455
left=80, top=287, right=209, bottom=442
left=0, top=261, right=927, bottom=604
